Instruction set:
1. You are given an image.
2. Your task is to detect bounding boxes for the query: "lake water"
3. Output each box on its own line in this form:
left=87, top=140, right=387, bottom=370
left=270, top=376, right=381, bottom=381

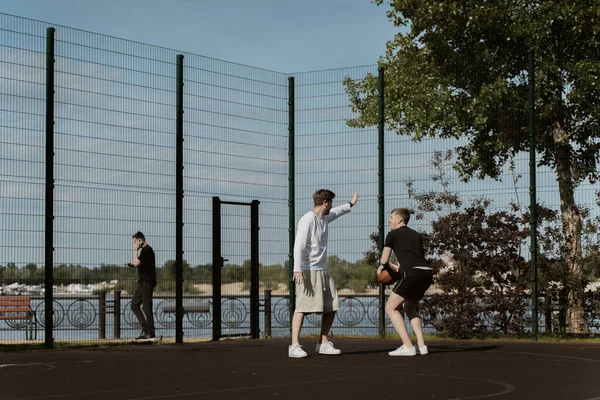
left=1, top=294, right=593, bottom=342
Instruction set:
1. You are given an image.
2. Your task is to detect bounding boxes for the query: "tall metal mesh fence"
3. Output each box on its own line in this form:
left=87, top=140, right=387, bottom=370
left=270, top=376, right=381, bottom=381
left=295, top=66, right=379, bottom=262
left=50, top=26, right=183, bottom=341
left=1, top=13, right=599, bottom=344
left=293, top=66, right=382, bottom=336
left=0, top=15, right=291, bottom=343
left=1, top=14, right=48, bottom=341
left=181, top=53, right=288, bottom=338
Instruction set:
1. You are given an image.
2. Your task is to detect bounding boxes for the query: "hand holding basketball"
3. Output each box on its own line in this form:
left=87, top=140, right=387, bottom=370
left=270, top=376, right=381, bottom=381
left=377, top=268, right=396, bottom=285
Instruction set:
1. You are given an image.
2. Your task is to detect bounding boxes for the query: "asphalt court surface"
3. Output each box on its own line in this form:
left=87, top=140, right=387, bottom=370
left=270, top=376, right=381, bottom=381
left=1, top=338, right=599, bottom=400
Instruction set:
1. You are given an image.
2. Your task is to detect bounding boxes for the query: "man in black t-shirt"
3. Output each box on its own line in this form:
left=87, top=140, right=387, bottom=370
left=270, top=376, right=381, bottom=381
left=377, top=208, right=433, bottom=356
left=127, top=231, right=157, bottom=339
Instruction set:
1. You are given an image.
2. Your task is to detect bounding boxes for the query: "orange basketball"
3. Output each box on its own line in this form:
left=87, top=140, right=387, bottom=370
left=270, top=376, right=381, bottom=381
left=378, top=269, right=396, bottom=285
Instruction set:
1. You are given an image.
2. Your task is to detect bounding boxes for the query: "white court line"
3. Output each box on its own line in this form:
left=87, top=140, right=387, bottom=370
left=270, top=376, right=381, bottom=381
left=508, top=351, right=600, bottom=363
left=0, top=362, right=56, bottom=374
left=118, top=371, right=515, bottom=400
left=8, top=367, right=515, bottom=400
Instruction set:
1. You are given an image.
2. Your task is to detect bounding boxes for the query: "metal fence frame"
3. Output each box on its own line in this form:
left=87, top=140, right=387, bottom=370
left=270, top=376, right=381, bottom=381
left=2, top=14, right=599, bottom=347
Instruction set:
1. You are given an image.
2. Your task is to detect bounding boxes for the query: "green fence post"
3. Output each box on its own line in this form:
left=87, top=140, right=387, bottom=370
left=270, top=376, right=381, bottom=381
left=176, top=54, right=184, bottom=344
left=98, top=291, right=106, bottom=339
left=528, top=49, right=538, bottom=341
left=44, top=27, right=56, bottom=349
left=212, top=197, right=222, bottom=341
left=378, top=67, right=386, bottom=338
left=250, top=200, right=260, bottom=339
left=288, top=76, right=295, bottom=331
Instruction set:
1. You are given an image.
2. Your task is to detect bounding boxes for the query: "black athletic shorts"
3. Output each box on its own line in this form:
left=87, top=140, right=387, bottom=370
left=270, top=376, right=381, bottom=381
left=392, top=268, right=433, bottom=299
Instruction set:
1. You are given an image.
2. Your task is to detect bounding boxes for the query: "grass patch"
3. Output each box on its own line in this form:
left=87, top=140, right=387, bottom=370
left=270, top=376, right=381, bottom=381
left=0, top=338, right=179, bottom=352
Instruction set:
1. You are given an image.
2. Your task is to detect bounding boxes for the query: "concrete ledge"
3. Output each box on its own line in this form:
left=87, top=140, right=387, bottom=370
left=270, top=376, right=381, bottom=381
left=161, top=299, right=210, bottom=314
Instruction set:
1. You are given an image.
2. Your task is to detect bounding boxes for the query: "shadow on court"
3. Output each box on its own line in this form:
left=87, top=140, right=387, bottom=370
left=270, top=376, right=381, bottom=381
left=0, top=338, right=599, bottom=400
left=344, top=343, right=500, bottom=356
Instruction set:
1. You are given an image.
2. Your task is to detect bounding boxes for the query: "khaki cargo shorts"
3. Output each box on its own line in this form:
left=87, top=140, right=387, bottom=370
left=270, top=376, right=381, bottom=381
left=295, top=269, right=340, bottom=313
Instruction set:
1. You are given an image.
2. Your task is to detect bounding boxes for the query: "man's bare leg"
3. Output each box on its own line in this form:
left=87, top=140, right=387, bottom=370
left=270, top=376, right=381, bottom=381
left=404, top=299, right=425, bottom=347
left=386, top=293, right=413, bottom=348
left=291, top=312, right=304, bottom=345
left=319, top=311, right=336, bottom=343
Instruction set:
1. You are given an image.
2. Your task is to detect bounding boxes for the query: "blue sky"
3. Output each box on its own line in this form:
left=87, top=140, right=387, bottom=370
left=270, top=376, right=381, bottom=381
left=3, top=2, right=587, bottom=270
left=1, top=0, right=399, bottom=72
left=1, top=2, right=403, bottom=268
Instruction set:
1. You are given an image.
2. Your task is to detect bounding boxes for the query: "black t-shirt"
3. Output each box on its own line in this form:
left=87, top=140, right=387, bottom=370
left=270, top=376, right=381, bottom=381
left=137, top=245, right=157, bottom=284
left=384, top=226, right=429, bottom=274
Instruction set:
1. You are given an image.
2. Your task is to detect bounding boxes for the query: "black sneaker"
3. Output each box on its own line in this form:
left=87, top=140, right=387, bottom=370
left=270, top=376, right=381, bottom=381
left=135, top=331, right=148, bottom=340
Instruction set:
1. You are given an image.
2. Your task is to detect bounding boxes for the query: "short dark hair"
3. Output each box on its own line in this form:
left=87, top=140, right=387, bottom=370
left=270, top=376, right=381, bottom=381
left=391, top=208, right=411, bottom=224
left=132, top=231, right=146, bottom=242
left=313, top=189, right=335, bottom=206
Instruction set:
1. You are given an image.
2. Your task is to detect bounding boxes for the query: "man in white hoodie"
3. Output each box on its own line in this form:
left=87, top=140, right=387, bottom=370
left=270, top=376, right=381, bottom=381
left=288, top=189, right=359, bottom=358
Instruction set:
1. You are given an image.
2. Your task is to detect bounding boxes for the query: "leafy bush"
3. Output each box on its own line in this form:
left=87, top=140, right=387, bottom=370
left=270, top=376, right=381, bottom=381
left=348, top=279, right=368, bottom=294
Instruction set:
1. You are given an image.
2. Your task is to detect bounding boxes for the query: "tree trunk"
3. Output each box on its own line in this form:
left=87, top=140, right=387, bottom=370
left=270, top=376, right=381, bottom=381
left=552, top=121, right=588, bottom=333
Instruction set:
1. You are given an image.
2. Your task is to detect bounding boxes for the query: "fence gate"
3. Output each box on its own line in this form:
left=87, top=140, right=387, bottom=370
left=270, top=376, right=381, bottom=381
left=212, top=197, right=260, bottom=340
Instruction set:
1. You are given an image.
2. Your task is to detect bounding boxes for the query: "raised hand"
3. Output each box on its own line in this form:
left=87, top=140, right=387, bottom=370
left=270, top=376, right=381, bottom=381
left=350, top=190, right=359, bottom=206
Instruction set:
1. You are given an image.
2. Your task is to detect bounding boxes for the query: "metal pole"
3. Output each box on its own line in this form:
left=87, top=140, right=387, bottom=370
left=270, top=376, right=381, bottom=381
left=114, top=290, right=121, bottom=339
left=288, top=76, right=295, bottom=331
left=212, top=197, right=222, bottom=341
left=44, top=27, right=55, bottom=349
left=264, top=289, right=272, bottom=338
left=528, top=49, right=538, bottom=341
left=98, top=291, right=106, bottom=339
left=377, top=67, right=386, bottom=338
left=175, top=54, right=184, bottom=344
left=250, top=200, right=260, bottom=339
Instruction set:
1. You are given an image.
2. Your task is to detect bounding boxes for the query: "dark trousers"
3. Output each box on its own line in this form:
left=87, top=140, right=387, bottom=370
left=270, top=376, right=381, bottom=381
left=131, top=281, right=156, bottom=335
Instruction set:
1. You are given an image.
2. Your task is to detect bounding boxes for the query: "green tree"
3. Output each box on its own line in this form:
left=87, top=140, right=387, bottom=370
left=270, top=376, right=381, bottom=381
left=261, top=264, right=286, bottom=290
left=163, top=259, right=191, bottom=281
left=346, top=0, right=600, bottom=333
left=222, top=262, right=248, bottom=284
left=4, top=263, right=18, bottom=281
left=536, top=206, right=600, bottom=333
left=327, top=255, right=352, bottom=289
left=190, top=263, right=212, bottom=283
left=24, top=263, right=39, bottom=280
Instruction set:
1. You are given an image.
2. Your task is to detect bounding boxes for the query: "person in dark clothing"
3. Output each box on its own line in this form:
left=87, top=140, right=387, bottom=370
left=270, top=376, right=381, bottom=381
left=377, top=208, right=433, bottom=356
left=127, top=231, right=157, bottom=339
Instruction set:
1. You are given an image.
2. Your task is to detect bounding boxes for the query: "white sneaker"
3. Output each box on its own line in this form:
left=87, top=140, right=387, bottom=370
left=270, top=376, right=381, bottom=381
left=419, top=345, right=428, bottom=355
left=389, top=345, right=417, bottom=356
left=288, top=344, right=308, bottom=358
left=315, top=341, right=341, bottom=355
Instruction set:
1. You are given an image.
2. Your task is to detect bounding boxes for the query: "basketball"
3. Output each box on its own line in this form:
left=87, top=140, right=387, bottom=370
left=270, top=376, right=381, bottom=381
left=378, top=269, right=396, bottom=285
